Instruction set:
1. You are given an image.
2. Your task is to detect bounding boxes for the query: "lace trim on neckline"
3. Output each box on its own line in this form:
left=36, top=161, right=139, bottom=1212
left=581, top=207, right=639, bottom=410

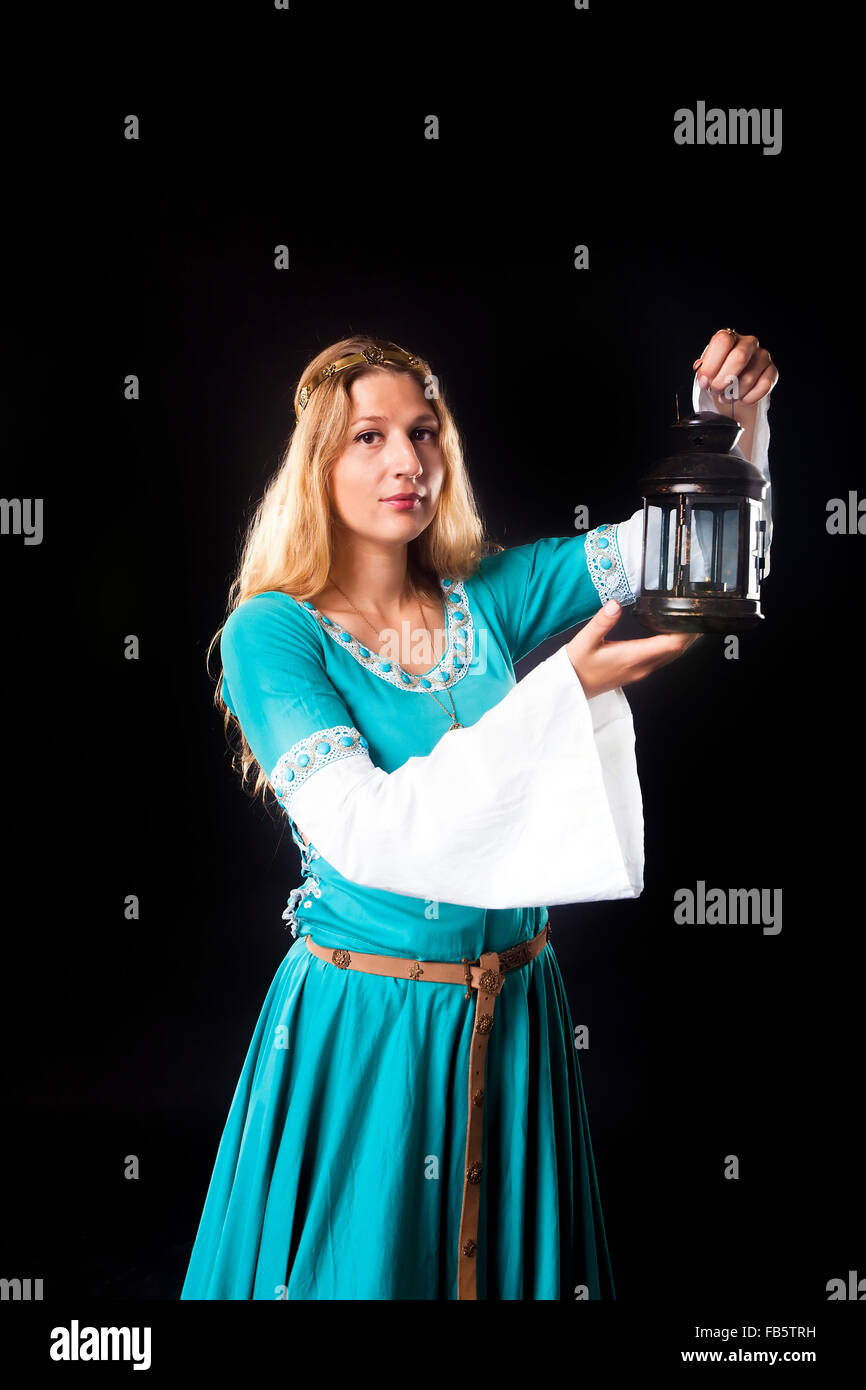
left=291, top=578, right=474, bottom=692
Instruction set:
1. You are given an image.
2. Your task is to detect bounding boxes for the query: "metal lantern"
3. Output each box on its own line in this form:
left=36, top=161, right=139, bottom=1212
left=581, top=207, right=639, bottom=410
left=634, top=410, right=769, bottom=634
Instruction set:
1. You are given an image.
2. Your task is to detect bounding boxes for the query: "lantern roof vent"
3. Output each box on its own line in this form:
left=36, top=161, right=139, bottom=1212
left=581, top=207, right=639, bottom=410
left=637, top=410, right=769, bottom=496
left=669, top=410, right=742, bottom=455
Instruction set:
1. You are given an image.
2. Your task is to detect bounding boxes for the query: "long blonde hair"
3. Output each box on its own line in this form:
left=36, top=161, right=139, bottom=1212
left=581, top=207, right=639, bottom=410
left=208, top=333, right=504, bottom=808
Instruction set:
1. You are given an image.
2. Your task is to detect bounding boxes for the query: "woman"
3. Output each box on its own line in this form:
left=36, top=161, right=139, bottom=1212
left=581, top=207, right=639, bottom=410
left=181, top=330, right=777, bottom=1301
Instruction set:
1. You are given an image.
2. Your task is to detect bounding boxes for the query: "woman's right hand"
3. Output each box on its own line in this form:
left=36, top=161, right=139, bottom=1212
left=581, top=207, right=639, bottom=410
left=566, top=599, right=701, bottom=699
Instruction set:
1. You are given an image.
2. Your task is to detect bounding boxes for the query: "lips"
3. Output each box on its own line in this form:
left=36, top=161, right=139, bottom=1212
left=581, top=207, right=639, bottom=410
left=381, top=494, right=423, bottom=510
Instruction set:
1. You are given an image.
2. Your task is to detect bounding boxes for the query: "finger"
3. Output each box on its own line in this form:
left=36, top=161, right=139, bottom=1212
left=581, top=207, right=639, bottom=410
left=708, top=341, right=762, bottom=399
left=619, top=636, right=701, bottom=684
left=592, top=636, right=700, bottom=689
left=648, top=634, right=702, bottom=666
left=582, top=599, right=625, bottom=643
left=727, top=348, right=773, bottom=401
left=696, top=330, right=754, bottom=390
left=739, top=362, right=780, bottom=405
left=703, top=334, right=761, bottom=396
left=694, top=328, right=742, bottom=381
left=625, top=631, right=699, bottom=660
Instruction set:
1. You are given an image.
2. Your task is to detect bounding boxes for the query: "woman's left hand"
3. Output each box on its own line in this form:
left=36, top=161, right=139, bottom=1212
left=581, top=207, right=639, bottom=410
left=692, top=328, right=779, bottom=406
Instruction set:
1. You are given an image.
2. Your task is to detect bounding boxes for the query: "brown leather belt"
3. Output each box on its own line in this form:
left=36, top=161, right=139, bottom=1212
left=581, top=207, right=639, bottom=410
left=304, top=919, right=552, bottom=1299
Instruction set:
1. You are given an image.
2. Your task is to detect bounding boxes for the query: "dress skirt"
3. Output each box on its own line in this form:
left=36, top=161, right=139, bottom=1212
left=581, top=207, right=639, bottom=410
left=180, top=929, right=616, bottom=1300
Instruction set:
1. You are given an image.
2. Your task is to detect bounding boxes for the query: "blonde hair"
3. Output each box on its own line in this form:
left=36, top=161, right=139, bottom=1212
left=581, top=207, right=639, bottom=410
left=207, top=333, right=504, bottom=809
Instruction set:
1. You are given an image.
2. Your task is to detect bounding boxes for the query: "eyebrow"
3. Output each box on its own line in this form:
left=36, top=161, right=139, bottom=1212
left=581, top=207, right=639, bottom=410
left=349, top=413, right=439, bottom=427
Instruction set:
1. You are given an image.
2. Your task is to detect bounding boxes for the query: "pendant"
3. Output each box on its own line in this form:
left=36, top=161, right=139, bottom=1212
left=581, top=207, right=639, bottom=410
left=449, top=720, right=464, bottom=730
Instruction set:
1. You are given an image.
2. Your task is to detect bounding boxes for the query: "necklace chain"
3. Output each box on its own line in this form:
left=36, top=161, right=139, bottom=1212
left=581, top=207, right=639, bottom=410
left=326, top=573, right=463, bottom=729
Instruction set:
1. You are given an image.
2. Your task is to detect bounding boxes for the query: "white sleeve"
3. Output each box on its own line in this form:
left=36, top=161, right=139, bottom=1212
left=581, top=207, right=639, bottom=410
left=285, top=643, right=644, bottom=910
left=693, top=370, right=773, bottom=580
left=609, top=508, right=645, bottom=602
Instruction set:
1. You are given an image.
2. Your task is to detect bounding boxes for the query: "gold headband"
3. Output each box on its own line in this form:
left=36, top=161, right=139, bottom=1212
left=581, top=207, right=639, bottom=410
left=295, top=345, right=429, bottom=421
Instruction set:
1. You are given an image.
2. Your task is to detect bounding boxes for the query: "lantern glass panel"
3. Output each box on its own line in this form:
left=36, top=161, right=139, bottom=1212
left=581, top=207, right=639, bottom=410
left=685, top=500, right=740, bottom=595
left=644, top=502, right=678, bottom=592
left=722, top=507, right=739, bottom=588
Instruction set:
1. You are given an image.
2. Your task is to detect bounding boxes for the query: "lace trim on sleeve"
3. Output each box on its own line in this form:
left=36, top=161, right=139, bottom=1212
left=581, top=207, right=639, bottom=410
left=270, top=725, right=370, bottom=815
left=584, top=522, right=635, bottom=606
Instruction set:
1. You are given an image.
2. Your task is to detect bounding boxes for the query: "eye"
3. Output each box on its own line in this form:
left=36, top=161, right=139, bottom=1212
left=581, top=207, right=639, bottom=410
left=354, top=427, right=439, bottom=445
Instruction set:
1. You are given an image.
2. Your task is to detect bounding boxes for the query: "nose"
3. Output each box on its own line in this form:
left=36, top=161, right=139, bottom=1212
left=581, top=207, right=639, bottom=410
left=385, top=430, right=423, bottom=477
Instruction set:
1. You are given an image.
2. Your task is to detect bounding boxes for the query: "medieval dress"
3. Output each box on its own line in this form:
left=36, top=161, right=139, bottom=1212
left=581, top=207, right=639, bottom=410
left=180, top=385, right=772, bottom=1300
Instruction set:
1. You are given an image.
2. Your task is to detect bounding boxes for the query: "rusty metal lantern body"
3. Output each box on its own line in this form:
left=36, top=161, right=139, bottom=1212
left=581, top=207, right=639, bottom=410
left=634, top=411, right=769, bottom=634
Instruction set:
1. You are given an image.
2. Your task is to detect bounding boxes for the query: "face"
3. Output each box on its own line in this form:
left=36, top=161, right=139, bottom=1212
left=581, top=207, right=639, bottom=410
left=327, top=370, right=445, bottom=545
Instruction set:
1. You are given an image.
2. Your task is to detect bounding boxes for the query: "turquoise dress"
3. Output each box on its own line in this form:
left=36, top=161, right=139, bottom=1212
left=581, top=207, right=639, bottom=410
left=181, top=521, right=635, bottom=1300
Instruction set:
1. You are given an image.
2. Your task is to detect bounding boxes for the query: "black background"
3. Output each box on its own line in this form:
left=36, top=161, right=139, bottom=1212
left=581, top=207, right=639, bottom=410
left=1, top=0, right=861, bottom=1356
